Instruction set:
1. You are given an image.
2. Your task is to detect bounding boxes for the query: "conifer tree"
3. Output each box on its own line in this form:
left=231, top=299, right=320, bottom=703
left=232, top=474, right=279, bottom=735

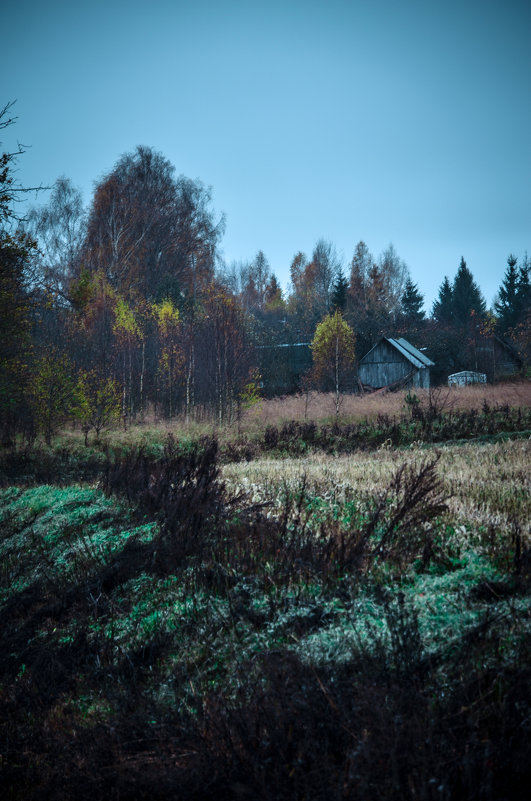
left=0, top=102, right=40, bottom=442
left=451, top=257, right=486, bottom=325
left=331, top=266, right=348, bottom=312
left=400, top=278, right=425, bottom=325
left=495, top=255, right=520, bottom=334
left=517, top=256, right=530, bottom=319
left=432, top=276, right=453, bottom=323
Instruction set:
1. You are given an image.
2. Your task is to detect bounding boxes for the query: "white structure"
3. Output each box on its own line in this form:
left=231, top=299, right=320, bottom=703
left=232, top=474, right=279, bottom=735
left=448, top=371, right=487, bottom=387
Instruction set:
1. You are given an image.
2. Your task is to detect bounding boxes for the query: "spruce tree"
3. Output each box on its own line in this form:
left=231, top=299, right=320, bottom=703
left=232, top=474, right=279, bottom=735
left=331, top=266, right=348, bottom=312
left=494, top=254, right=520, bottom=334
left=451, top=257, right=486, bottom=325
left=516, top=256, right=530, bottom=321
left=432, top=276, right=454, bottom=324
left=400, top=278, right=425, bottom=325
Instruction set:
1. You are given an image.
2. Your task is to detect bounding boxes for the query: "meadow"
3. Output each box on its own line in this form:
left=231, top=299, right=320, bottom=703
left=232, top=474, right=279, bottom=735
left=0, top=383, right=530, bottom=800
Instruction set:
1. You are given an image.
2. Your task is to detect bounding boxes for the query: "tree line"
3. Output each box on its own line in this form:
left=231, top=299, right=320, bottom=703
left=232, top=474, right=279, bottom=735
left=1, top=104, right=529, bottom=444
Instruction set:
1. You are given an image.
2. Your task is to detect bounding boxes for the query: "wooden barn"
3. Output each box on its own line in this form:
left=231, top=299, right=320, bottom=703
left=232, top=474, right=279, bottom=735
left=257, top=342, right=312, bottom=396
left=358, top=337, right=434, bottom=390
left=474, top=334, right=522, bottom=381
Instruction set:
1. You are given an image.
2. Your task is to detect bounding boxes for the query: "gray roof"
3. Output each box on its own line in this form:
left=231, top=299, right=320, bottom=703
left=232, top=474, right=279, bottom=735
left=361, top=337, right=435, bottom=369
left=389, top=338, right=434, bottom=368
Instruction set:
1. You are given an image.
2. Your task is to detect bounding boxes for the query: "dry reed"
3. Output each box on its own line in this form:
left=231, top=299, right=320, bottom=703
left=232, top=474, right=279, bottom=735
left=222, top=437, right=531, bottom=545
left=243, top=381, right=531, bottom=429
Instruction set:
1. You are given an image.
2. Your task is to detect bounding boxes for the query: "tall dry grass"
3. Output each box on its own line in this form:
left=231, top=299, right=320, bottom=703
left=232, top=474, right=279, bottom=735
left=49, top=380, right=530, bottom=453
left=243, top=381, right=531, bottom=429
left=222, top=437, right=531, bottom=546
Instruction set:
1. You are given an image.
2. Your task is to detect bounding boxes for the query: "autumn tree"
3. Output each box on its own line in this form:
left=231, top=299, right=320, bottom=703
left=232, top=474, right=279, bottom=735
left=287, top=243, right=340, bottom=341
left=377, top=243, right=409, bottom=318
left=113, top=296, right=142, bottom=426
left=84, top=146, right=224, bottom=300
left=73, top=272, right=116, bottom=372
left=345, top=241, right=411, bottom=355
left=27, top=176, right=86, bottom=303
left=0, top=230, right=35, bottom=442
left=240, top=250, right=271, bottom=313
left=73, top=369, right=121, bottom=445
left=312, top=239, right=341, bottom=313
left=152, top=298, right=183, bottom=419
left=311, top=311, right=356, bottom=418
left=287, top=251, right=316, bottom=340
left=30, top=350, right=75, bottom=445
left=264, top=274, right=284, bottom=312
left=346, top=241, right=372, bottom=349
left=262, top=273, right=287, bottom=343
left=197, top=285, right=255, bottom=425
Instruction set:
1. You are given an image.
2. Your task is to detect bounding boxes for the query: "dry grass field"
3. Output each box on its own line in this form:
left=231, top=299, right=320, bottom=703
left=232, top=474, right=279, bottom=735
left=52, top=380, right=531, bottom=455
left=1, top=381, right=530, bottom=800
left=223, top=437, right=531, bottom=549
left=244, top=381, right=531, bottom=428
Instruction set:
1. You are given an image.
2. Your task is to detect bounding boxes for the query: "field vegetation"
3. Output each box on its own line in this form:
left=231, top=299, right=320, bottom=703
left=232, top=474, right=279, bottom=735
left=0, top=384, right=530, bottom=799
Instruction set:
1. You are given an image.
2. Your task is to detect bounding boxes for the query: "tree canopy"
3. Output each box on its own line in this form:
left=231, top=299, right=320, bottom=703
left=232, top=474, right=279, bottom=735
left=1, top=105, right=528, bottom=443
left=311, top=310, right=356, bottom=417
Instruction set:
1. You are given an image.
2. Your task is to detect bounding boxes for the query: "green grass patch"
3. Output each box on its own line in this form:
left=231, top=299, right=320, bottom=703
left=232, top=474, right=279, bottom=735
left=1, top=437, right=530, bottom=800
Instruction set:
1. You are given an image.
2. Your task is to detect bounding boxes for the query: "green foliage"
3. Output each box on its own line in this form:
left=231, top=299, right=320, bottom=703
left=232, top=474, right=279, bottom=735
left=330, top=266, right=348, bottom=312
left=73, top=369, right=121, bottom=444
left=0, top=431, right=530, bottom=798
left=30, top=350, right=76, bottom=445
left=432, top=274, right=454, bottom=324
left=69, top=265, right=95, bottom=311
left=239, top=367, right=261, bottom=410
left=311, top=310, right=356, bottom=416
left=432, top=260, right=486, bottom=328
left=495, top=253, right=531, bottom=338
left=113, top=295, right=140, bottom=339
left=0, top=231, right=35, bottom=442
left=452, top=256, right=487, bottom=324
left=400, top=277, right=425, bottom=324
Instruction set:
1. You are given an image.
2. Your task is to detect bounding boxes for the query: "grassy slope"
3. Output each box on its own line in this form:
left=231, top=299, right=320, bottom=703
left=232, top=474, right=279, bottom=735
left=1, top=431, right=530, bottom=799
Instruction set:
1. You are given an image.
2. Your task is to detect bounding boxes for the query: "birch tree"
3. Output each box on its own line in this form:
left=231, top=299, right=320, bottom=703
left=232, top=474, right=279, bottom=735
left=311, top=311, right=356, bottom=418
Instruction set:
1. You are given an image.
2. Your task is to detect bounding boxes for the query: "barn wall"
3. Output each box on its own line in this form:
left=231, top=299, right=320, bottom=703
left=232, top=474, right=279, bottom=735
left=258, top=344, right=312, bottom=396
left=359, top=341, right=409, bottom=388
left=417, top=368, right=430, bottom=388
left=359, top=341, right=431, bottom=389
left=476, top=340, right=520, bottom=380
left=359, top=361, right=411, bottom=387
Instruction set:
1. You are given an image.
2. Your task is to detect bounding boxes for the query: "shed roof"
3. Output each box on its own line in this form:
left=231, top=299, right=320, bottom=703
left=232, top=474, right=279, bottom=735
left=390, top=338, right=434, bottom=368
left=361, top=337, right=435, bottom=369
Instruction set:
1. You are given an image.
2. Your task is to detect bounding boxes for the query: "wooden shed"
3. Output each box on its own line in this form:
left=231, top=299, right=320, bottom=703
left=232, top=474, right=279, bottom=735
left=358, top=337, right=434, bottom=390
left=474, top=334, right=522, bottom=381
left=257, top=342, right=312, bottom=396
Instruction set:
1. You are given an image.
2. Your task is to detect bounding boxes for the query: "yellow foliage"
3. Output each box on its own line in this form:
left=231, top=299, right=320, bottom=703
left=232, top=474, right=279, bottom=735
left=113, top=297, right=140, bottom=339
left=311, top=310, right=356, bottom=377
left=152, top=298, right=180, bottom=334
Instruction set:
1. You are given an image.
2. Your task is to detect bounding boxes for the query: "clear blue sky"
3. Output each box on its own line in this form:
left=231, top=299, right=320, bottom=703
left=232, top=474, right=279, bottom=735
left=3, top=0, right=530, bottom=310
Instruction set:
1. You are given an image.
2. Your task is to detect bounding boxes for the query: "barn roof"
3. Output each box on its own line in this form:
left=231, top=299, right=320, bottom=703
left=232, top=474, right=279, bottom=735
left=361, top=337, right=435, bottom=369
left=390, top=338, right=435, bottom=368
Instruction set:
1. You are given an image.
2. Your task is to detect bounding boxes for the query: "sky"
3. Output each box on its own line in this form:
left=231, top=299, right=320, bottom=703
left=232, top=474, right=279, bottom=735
left=3, top=0, right=531, bottom=311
